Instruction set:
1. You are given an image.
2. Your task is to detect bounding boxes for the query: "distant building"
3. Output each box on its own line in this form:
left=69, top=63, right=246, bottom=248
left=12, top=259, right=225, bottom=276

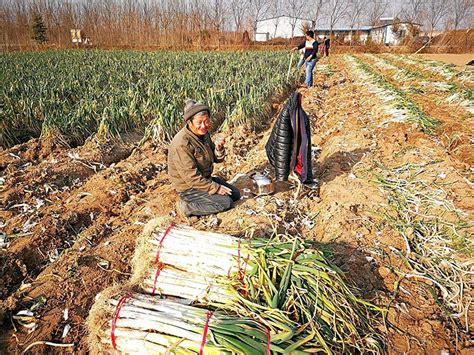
left=315, top=26, right=372, bottom=44
left=369, top=18, right=420, bottom=45
left=255, top=16, right=420, bottom=46
left=70, top=29, right=92, bottom=46
left=255, top=16, right=314, bottom=41
left=378, top=17, right=395, bottom=26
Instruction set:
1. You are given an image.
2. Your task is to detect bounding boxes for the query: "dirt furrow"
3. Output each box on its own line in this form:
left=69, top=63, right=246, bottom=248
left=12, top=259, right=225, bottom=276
left=358, top=54, right=474, bottom=170
left=1, top=54, right=472, bottom=354
left=0, top=140, right=164, bottom=301
left=303, top=55, right=472, bottom=353
left=0, top=123, right=268, bottom=353
left=0, top=136, right=141, bottom=242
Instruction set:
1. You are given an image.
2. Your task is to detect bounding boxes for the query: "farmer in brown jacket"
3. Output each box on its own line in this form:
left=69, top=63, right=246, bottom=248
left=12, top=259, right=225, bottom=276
left=168, top=99, right=240, bottom=217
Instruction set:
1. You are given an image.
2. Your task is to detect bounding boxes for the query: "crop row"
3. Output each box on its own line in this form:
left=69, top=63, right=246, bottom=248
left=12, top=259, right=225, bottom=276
left=0, top=50, right=297, bottom=147
left=378, top=54, right=473, bottom=114
left=389, top=54, right=474, bottom=86
left=346, top=55, right=439, bottom=133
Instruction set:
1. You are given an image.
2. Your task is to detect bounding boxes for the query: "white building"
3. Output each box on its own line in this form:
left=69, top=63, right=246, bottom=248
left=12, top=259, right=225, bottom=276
left=370, top=20, right=418, bottom=45
left=255, top=16, right=314, bottom=41
left=255, top=15, right=420, bottom=46
left=315, top=26, right=372, bottom=44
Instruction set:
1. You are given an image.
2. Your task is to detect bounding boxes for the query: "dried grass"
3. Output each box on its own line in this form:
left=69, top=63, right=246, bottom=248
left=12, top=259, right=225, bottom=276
left=130, top=216, right=174, bottom=289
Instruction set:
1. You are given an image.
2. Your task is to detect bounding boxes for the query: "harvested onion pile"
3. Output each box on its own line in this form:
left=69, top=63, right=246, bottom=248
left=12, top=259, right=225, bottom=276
left=123, top=223, right=383, bottom=353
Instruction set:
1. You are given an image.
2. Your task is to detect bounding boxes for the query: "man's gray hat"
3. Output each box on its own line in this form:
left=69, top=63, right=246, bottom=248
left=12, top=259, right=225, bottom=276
left=184, top=99, right=210, bottom=122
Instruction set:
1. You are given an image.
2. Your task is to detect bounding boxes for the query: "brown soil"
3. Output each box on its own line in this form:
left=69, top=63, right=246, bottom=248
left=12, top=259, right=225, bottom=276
left=430, top=30, right=474, bottom=50
left=1, top=55, right=472, bottom=354
left=418, top=53, right=474, bottom=68
left=361, top=53, right=474, bottom=170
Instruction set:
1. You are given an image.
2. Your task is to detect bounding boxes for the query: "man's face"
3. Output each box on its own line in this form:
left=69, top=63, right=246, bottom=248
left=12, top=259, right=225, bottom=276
left=189, top=113, right=210, bottom=136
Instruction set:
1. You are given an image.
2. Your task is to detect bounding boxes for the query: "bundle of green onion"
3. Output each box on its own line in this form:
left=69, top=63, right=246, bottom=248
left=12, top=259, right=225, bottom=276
left=131, top=224, right=249, bottom=303
left=88, top=291, right=280, bottom=354
left=139, top=266, right=236, bottom=305
left=131, top=224, right=383, bottom=353
left=135, top=225, right=250, bottom=277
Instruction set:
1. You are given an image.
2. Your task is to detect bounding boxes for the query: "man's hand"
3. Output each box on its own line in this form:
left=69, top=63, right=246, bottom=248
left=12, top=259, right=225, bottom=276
left=217, top=185, right=232, bottom=196
left=214, top=134, right=226, bottom=151
left=291, top=47, right=298, bottom=51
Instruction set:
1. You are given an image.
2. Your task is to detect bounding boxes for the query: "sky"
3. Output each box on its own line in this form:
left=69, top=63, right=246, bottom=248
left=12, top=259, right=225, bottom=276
left=311, top=0, right=472, bottom=30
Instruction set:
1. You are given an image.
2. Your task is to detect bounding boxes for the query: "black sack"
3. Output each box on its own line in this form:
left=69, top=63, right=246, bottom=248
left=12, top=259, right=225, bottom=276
left=265, top=91, right=313, bottom=183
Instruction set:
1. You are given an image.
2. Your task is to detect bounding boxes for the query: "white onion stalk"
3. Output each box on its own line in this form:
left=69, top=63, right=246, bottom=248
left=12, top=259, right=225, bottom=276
left=149, top=229, right=251, bottom=256
left=90, top=292, right=270, bottom=354
left=133, top=225, right=254, bottom=294
left=140, top=267, right=237, bottom=304
left=100, top=328, right=206, bottom=353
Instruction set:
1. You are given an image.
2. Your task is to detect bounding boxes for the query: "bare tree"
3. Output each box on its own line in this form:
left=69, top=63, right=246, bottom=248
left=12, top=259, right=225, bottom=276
left=325, top=0, right=349, bottom=37
left=366, top=0, right=389, bottom=26
left=287, top=0, right=305, bottom=37
left=248, top=0, right=271, bottom=40
left=346, top=0, right=365, bottom=45
left=400, top=0, right=426, bottom=24
left=268, top=0, right=282, bottom=38
left=158, top=0, right=176, bottom=45
left=230, top=0, right=248, bottom=32
left=188, top=0, right=204, bottom=32
left=0, top=1, right=10, bottom=49
left=307, top=0, right=324, bottom=29
left=209, top=0, right=226, bottom=32
left=426, top=0, right=446, bottom=37
left=0, top=0, right=341, bottom=48
left=449, top=0, right=473, bottom=29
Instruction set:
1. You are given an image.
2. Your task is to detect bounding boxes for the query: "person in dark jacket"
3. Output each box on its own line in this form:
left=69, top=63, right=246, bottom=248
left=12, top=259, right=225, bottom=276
left=292, top=30, right=318, bottom=87
left=324, top=37, right=331, bottom=56
left=168, top=99, right=240, bottom=217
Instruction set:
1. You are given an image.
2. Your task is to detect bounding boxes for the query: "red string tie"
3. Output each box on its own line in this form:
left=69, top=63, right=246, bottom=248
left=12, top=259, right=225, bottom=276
left=266, top=327, right=271, bottom=355
left=152, top=223, right=175, bottom=295
left=199, top=311, right=213, bottom=355
left=110, top=292, right=133, bottom=350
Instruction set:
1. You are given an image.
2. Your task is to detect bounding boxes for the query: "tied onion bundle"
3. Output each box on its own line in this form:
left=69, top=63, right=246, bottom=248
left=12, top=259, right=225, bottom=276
left=131, top=222, right=383, bottom=353
left=87, top=290, right=280, bottom=354
left=131, top=224, right=250, bottom=305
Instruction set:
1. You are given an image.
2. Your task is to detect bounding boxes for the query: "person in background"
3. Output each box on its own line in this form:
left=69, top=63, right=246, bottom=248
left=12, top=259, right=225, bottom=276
left=167, top=99, right=240, bottom=217
left=292, top=30, right=318, bottom=87
left=324, top=36, right=331, bottom=56
left=319, top=37, right=326, bottom=57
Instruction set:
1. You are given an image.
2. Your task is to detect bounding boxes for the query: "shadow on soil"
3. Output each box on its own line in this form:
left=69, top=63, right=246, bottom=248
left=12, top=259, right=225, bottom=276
left=314, top=148, right=370, bottom=184
left=233, top=147, right=370, bottom=188
left=327, top=241, right=386, bottom=300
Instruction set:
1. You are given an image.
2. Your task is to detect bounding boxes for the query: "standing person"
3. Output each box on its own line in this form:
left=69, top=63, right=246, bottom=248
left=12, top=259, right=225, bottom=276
left=319, top=37, right=326, bottom=57
left=292, top=30, right=318, bottom=87
left=168, top=99, right=241, bottom=217
left=324, top=36, right=331, bottom=56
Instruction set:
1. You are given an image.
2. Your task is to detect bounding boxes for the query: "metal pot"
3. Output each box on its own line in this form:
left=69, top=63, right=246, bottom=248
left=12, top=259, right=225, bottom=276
left=251, top=172, right=275, bottom=196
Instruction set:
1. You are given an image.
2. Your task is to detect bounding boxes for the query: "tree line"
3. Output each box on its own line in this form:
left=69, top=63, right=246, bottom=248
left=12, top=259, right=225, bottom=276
left=0, top=0, right=472, bottom=49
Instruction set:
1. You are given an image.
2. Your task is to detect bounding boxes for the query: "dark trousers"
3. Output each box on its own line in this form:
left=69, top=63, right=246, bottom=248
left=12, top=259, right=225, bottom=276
left=179, top=177, right=240, bottom=217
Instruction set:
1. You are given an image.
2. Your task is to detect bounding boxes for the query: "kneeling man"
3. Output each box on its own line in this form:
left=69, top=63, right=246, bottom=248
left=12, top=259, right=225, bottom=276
left=168, top=99, right=240, bottom=217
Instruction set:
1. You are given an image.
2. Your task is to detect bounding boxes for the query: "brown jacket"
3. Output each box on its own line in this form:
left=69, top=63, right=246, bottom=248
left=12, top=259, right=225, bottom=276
left=167, top=125, right=225, bottom=194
